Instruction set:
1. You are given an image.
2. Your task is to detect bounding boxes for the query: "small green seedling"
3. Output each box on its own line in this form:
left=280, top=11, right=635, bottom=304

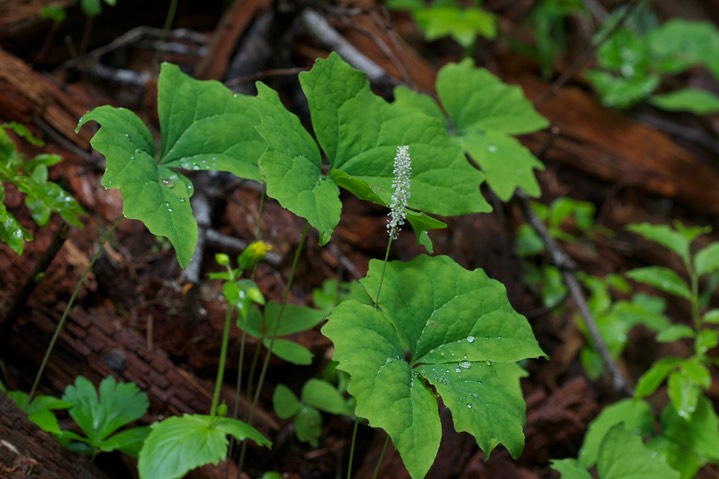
left=0, top=122, right=84, bottom=254
left=586, top=6, right=719, bottom=113
left=57, top=376, right=149, bottom=458
left=516, top=197, right=610, bottom=310
left=240, top=302, right=326, bottom=366
left=552, top=221, right=719, bottom=479
left=273, top=378, right=353, bottom=447
left=385, top=0, right=497, bottom=55
left=520, top=0, right=587, bottom=79
left=552, top=422, right=680, bottom=479
left=138, top=249, right=271, bottom=479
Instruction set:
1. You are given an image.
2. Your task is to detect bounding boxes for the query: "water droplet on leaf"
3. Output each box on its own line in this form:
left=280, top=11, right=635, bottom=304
left=487, top=145, right=497, bottom=153
left=466, top=336, right=475, bottom=343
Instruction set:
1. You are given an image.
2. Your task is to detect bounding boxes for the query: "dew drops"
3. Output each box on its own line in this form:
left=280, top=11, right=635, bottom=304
left=466, top=336, right=476, bottom=343
left=455, top=367, right=462, bottom=373
left=459, top=361, right=472, bottom=369
left=161, top=178, right=176, bottom=189
left=179, top=197, right=186, bottom=203
left=466, top=404, right=472, bottom=409
left=487, top=144, right=497, bottom=153
left=12, top=229, right=23, bottom=239
left=124, top=133, right=130, bottom=139
left=192, top=164, right=200, bottom=170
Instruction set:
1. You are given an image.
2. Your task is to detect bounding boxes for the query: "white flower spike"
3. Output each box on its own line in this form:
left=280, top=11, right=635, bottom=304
left=387, top=145, right=411, bottom=239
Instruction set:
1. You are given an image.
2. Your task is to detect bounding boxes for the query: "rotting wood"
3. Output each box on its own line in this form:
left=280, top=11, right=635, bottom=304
left=6, top=306, right=278, bottom=438
left=0, top=48, right=92, bottom=149
left=0, top=392, right=110, bottom=479
left=196, top=0, right=270, bottom=81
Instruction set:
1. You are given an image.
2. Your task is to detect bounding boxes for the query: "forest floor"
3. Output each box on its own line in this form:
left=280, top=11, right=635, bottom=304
left=1, top=0, right=719, bottom=478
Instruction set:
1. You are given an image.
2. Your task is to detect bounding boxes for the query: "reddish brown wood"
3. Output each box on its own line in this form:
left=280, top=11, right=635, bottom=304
left=0, top=392, right=110, bottom=479
left=195, top=0, right=270, bottom=81
left=6, top=306, right=278, bottom=438
left=514, top=75, right=719, bottom=215
left=0, top=48, right=92, bottom=149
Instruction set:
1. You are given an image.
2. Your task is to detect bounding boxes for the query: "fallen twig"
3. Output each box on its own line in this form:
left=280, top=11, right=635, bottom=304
left=516, top=190, right=634, bottom=396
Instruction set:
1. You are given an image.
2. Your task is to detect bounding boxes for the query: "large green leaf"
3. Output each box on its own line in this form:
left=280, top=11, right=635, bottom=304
left=578, top=398, right=654, bottom=467
left=395, top=59, right=548, bottom=200
left=307, top=53, right=490, bottom=216
left=322, top=255, right=545, bottom=479
left=138, top=414, right=270, bottom=479
left=254, top=83, right=340, bottom=245
left=597, top=425, right=680, bottom=479
left=661, top=395, right=719, bottom=477
left=77, top=63, right=265, bottom=267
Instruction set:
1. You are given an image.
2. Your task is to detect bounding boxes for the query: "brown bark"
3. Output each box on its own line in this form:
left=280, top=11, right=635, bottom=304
left=6, top=306, right=278, bottom=438
left=0, top=392, right=110, bottom=479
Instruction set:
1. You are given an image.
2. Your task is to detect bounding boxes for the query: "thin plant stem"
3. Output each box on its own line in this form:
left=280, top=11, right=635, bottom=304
left=686, top=260, right=701, bottom=330
left=371, top=434, right=390, bottom=479
left=209, top=301, right=234, bottom=421
left=230, top=183, right=266, bottom=474
left=159, top=0, right=178, bottom=45
left=346, top=419, right=360, bottom=479
left=154, top=0, right=178, bottom=66
left=373, top=234, right=394, bottom=309
left=78, top=16, right=94, bottom=56
left=238, top=223, right=309, bottom=473
left=26, top=215, right=122, bottom=407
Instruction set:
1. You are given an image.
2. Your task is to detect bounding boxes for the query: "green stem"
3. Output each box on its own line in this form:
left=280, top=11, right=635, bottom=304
left=687, top=262, right=701, bottom=330
left=210, top=301, right=234, bottom=422
left=78, top=16, right=94, bottom=56
left=26, top=216, right=122, bottom=408
left=373, top=233, right=394, bottom=309
left=154, top=0, right=178, bottom=66
left=238, top=223, right=309, bottom=472
left=346, top=419, right=360, bottom=479
left=371, top=434, right=390, bottom=479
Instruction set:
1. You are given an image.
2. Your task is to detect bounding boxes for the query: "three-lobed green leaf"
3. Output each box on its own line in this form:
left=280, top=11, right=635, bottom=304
left=256, top=52, right=489, bottom=247
left=77, top=63, right=265, bottom=267
left=322, top=254, right=545, bottom=479
left=394, top=59, right=548, bottom=201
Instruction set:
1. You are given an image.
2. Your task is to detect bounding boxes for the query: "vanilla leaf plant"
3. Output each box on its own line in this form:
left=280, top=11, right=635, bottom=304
left=254, top=52, right=488, bottom=251
left=323, top=255, right=546, bottom=479
left=77, top=64, right=265, bottom=267
left=394, top=59, right=549, bottom=201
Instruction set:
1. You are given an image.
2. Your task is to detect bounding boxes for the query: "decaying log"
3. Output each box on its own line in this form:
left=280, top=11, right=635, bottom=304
left=7, top=306, right=278, bottom=438
left=516, top=75, right=719, bottom=215
left=0, top=47, right=91, bottom=150
left=0, top=392, right=110, bottom=479
left=0, top=0, right=72, bottom=39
